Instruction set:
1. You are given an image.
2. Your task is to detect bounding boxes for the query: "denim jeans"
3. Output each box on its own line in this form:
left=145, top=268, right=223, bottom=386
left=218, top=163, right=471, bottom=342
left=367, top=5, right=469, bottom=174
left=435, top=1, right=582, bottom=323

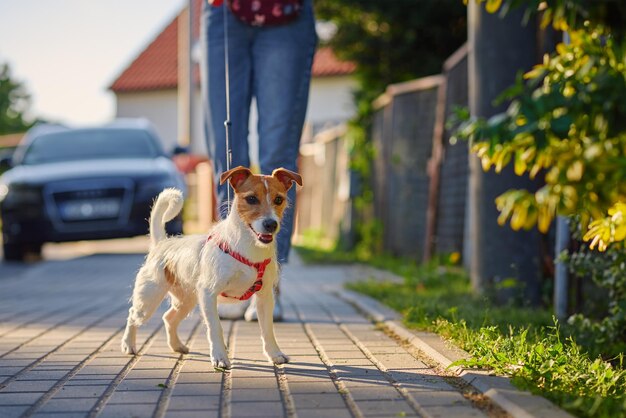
left=201, top=0, right=317, bottom=264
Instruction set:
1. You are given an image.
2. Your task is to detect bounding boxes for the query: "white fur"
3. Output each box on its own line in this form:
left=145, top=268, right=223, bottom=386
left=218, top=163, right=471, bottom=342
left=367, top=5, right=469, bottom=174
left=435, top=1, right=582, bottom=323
left=121, top=188, right=289, bottom=368
left=149, top=188, right=184, bottom=248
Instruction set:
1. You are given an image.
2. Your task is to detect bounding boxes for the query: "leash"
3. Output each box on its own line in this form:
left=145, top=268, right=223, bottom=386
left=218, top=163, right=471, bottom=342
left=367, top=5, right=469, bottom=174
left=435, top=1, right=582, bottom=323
left=222, top=3, right=233, bottom=213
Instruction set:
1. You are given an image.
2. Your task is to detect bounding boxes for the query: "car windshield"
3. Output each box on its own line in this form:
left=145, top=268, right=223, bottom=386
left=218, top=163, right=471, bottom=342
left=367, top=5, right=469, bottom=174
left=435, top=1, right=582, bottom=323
left=22, top=129, right=161, bottom=165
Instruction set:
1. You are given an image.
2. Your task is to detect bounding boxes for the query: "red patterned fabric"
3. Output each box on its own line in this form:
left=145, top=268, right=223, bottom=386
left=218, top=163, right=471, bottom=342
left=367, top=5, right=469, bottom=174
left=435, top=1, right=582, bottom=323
left=227, top=0, right=303, bottom=26
left=205, top=235, right=272, bottom=301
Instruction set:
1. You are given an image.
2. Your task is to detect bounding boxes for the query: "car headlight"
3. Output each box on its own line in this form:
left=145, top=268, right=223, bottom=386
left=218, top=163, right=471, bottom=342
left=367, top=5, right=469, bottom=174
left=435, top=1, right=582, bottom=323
left=0, top=184, right=8, bottom=202
left=2, top=185, right=42, bottom=206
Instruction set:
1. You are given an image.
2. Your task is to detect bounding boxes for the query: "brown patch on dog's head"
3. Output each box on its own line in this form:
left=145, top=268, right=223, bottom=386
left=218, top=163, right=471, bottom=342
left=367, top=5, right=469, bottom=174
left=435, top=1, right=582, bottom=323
left=220, top=166, right=252, bottom=191
left=233, top=174, right=288, bottom=222
left=272, top=168, right=302, bottom=191
left=224, top=167, right=303, bottom=245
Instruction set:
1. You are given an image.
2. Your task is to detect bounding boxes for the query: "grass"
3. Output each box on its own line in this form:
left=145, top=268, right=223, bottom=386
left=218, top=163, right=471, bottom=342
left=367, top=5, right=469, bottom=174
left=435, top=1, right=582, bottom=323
left=294, top=243, right=626, bottom=418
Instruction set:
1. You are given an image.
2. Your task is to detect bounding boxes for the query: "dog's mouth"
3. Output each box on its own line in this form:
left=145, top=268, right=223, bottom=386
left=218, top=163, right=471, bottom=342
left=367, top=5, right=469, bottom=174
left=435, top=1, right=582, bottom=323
left=249, top=225, right=274, bottom=244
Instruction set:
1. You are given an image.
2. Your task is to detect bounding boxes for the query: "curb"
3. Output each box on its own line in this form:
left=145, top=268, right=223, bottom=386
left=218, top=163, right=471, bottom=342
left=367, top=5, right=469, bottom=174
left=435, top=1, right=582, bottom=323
left=336, top=289, right=575, bottom=418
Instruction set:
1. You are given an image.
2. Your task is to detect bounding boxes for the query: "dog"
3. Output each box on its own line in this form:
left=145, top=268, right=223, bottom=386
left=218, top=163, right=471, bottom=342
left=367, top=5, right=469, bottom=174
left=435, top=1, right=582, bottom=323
left=120, top=166, right=302, bottom=369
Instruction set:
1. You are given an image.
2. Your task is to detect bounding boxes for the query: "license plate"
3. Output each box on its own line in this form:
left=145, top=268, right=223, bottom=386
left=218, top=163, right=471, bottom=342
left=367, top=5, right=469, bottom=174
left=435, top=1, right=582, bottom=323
left=59, top=198, right=121, bottom=221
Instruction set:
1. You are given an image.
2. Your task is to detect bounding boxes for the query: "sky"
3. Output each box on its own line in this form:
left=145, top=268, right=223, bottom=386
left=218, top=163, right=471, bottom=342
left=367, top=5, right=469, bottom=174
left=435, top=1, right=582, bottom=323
left=0, top=0, right=187, bottom=127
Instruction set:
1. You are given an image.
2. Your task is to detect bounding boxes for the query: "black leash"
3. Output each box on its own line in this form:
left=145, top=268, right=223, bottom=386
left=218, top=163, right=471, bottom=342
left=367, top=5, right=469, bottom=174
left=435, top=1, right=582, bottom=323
left=222, top=3, right=233, bottom=212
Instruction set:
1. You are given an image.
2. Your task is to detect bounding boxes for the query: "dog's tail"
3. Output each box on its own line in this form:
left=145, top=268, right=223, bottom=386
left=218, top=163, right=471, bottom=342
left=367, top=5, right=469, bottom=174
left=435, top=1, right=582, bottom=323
left=149, top=188, right=184, bottom=247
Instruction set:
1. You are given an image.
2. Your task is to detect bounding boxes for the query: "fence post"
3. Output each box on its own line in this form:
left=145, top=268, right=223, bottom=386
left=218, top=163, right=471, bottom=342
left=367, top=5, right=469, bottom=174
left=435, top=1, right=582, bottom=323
left=467, top=3, right=543, bottom=303
left=424, top=76, right=447, bottom=260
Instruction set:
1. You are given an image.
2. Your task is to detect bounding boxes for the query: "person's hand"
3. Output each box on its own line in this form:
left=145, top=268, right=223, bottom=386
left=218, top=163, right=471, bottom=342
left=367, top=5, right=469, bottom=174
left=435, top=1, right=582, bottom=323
left=207, top=0, right=224, bottom=6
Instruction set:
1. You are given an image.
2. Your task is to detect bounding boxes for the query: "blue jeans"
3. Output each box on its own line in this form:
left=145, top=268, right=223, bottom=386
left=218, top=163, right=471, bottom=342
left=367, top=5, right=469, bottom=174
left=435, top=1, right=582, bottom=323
left=201, top=0, right=317, bottom=264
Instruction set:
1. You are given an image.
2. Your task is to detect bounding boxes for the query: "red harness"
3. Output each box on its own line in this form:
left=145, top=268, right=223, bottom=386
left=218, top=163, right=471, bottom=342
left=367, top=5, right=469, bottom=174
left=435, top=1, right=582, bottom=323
left=205, top=235, right=272, bottom=301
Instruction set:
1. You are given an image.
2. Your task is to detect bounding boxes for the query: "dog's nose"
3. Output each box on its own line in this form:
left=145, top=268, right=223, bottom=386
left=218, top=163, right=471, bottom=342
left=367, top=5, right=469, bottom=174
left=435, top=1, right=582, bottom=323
left=263, top=219, right=278, bottom=233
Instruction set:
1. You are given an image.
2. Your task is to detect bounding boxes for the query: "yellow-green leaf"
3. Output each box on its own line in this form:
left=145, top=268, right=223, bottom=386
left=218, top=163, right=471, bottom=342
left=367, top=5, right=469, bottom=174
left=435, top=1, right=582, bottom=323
left=566, top=160, right=584, bottom=181
left=485, top=0, right=502, bottom=13
left=514, top=151, right=527, bottom=176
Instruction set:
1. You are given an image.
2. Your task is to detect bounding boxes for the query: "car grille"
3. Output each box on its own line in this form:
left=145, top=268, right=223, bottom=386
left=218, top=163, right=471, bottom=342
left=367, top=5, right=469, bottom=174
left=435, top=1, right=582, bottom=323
left=44, top=179, right=134, bottom=231
left=54, top=188, right=125, bottom=222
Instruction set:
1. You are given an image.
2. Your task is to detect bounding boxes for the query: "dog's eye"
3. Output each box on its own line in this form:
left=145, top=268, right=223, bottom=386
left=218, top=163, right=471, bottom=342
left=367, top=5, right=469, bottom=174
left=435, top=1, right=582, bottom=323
left=245, top=196, right=259, bottom=205
left=274, top=196, right=284, bottom=205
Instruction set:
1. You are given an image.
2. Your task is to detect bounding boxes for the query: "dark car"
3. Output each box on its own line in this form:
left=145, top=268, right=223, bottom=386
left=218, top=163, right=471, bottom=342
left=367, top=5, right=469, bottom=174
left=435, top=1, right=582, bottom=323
left=0, top=120, right=186, bottom=261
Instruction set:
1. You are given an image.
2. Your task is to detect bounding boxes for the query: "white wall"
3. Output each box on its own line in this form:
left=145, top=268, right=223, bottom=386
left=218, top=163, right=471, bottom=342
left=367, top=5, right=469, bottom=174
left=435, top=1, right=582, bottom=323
left=190, top=90, right=207, bottom=155
left=306, top=75, right=357, bottom=131
left=115, top=90, right=179, bottom=152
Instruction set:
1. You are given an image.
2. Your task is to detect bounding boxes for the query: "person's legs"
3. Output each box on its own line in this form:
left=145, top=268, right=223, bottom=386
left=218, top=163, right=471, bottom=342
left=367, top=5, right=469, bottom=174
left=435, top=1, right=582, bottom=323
left=201, top=3, right=255, bottom=319
left=201, top=2, right=254, bottom=218
left=252, top=0, right=317, bottom=263
left=243, top=0, right=316, bottom=323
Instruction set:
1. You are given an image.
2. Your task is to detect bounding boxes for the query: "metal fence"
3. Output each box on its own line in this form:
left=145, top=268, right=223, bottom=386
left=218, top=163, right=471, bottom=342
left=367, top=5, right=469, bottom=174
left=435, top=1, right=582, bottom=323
left=371, top=75, right=443, bottom=259
left=368, top=44, right=470, bottom=260
left=431, top=44, right=469, bottom=258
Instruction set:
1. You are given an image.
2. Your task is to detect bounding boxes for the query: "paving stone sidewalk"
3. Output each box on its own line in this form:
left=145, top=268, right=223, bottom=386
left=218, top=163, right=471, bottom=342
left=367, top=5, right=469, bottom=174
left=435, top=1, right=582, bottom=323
left=0, top=244, right=535, bottom=418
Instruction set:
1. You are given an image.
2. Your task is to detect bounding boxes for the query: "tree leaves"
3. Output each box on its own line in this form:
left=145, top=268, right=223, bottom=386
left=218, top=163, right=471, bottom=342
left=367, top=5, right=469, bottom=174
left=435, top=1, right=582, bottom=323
left=454, top=26, right=626, bottom=248
left=0, top=63, right=35, bottom=135
left=583, top=202, right=626, bottom=251
left=478, top=0, right=626, bottom=38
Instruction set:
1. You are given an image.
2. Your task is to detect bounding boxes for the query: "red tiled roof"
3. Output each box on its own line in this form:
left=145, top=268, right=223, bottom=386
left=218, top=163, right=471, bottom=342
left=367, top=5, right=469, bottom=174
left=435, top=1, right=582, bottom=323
left=109, top=14, right=179, bottom=92
left=311, top=47, right=357, bottom=77
left=110, top=0, right=355, bottom=93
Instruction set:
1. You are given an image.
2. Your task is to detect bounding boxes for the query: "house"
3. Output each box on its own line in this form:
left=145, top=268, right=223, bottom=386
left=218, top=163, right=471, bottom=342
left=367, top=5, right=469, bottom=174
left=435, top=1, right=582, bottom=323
left=109, top=0, right=357, bottom=160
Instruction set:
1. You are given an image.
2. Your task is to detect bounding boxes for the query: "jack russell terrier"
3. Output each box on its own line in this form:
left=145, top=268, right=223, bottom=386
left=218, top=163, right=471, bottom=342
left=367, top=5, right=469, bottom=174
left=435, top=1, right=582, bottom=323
left=121, top=166, right=302, bottom=369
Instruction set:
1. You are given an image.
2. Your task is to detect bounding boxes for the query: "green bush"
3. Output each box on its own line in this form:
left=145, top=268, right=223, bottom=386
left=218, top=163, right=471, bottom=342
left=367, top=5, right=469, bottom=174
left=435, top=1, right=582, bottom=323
left=565, top=241, right=626, bottom=359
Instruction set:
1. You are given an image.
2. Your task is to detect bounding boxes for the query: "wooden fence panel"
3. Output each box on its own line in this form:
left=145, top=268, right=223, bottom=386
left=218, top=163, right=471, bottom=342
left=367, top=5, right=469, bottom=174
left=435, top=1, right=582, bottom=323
left=294, top=126, right=349, bottom=246
left=296, top=149, right=317, bottom=235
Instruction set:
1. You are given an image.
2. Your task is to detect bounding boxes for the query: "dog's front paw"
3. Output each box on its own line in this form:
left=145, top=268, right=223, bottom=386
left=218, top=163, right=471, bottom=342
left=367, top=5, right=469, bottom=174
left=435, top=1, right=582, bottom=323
left=169, top=342, right=189, bottom=354
left=121, top=340, right=137, bottom=355
left=267, top=351, right=290, bottom=365
left=211, top=350, right=231, bottom=369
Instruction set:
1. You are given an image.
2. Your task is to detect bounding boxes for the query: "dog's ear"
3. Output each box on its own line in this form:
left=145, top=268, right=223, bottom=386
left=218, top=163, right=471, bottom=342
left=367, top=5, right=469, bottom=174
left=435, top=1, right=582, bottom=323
left=272, top=168, right=303, bottom=191
left=220, top=166, right=252, bottom=190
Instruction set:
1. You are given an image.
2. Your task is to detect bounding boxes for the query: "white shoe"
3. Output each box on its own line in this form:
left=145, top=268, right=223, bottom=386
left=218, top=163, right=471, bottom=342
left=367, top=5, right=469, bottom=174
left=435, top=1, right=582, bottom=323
left=217, top=300, right=250, bottom=320
left=244, top=294, right=284, bottom=322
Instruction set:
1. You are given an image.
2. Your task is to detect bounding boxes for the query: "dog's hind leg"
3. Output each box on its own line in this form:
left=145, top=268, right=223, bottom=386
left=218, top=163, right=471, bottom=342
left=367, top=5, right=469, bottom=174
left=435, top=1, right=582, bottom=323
left=163, top=286, right=196, bottom=354
left=121, top=266, right=169, bottom=355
